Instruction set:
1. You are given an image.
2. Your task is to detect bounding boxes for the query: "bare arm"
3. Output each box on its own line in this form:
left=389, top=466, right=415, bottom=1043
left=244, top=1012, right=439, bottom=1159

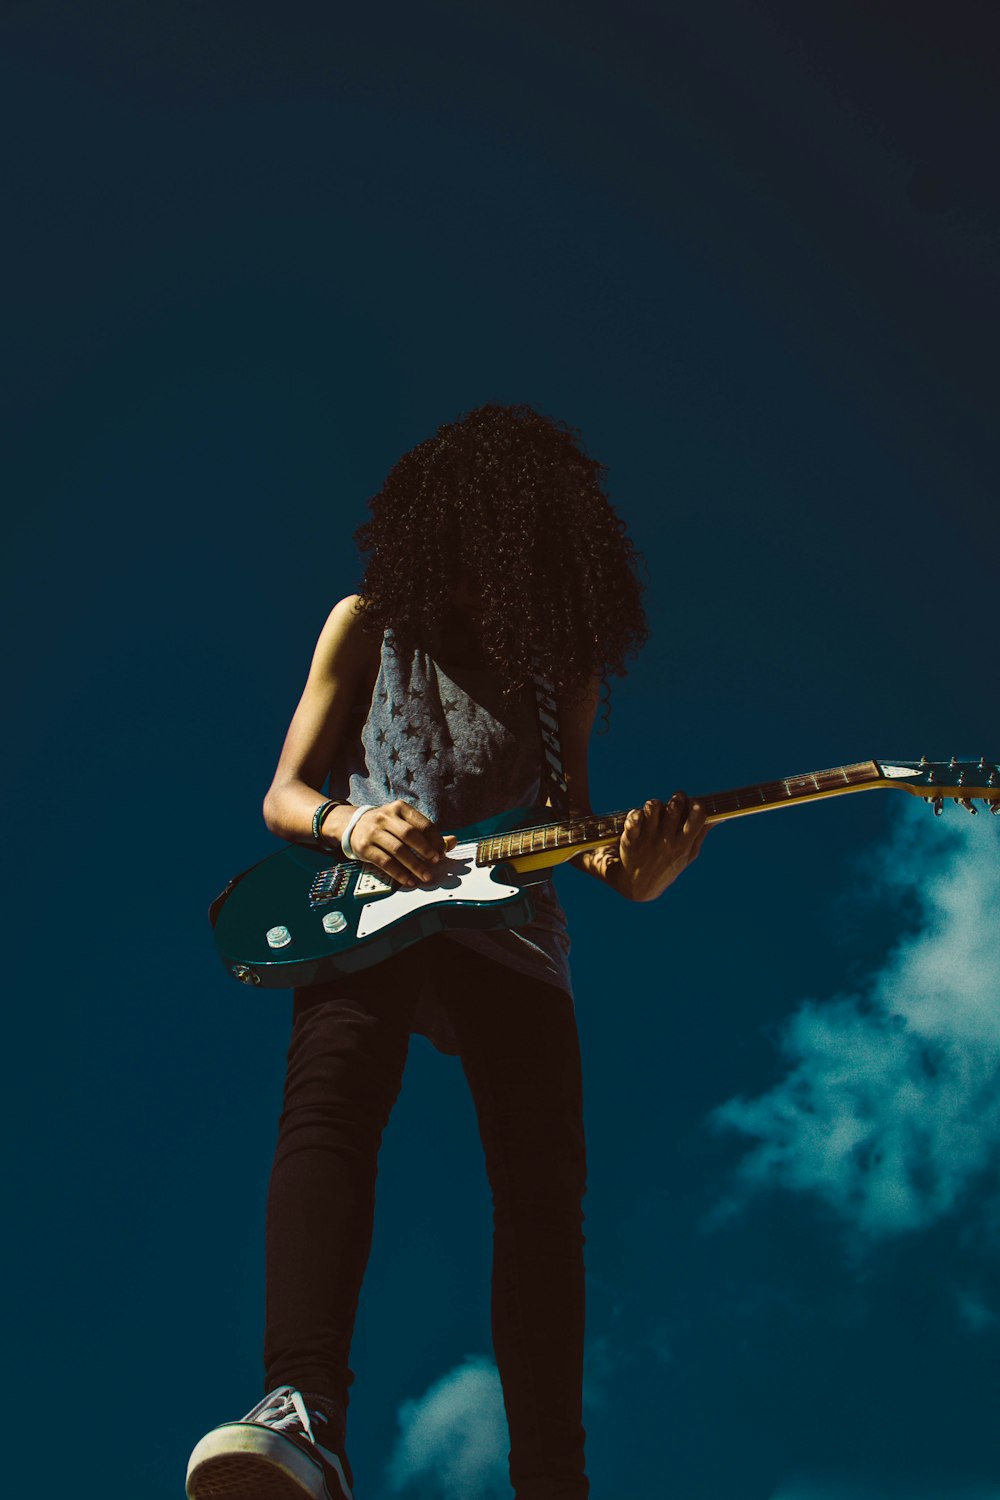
left=558, top=679, right=709, bottom=902
left=262, top=595, right=453, bottom=886
left=262, top=594, right=378, bottom=843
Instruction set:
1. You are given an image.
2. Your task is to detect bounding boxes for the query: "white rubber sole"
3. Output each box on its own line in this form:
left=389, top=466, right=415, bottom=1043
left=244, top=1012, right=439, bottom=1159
left=185, top=1423, right=353, bottom=1500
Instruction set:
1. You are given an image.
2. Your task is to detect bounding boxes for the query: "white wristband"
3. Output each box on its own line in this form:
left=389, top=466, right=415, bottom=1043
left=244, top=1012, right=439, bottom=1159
left=341, top=804, right=374, bottom=860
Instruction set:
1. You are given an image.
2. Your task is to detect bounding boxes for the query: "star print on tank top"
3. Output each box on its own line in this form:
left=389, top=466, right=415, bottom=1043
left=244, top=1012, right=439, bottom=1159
left=328, top=630, right=573, bottom=1055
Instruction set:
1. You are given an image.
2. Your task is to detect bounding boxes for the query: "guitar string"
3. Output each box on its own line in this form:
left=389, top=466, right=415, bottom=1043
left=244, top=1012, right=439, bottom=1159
left=474, top=762, right=999, bottom=865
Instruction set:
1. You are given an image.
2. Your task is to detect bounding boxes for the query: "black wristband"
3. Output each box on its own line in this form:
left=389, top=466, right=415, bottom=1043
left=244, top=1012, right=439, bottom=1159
left=312, top=798, right=342, bottom=849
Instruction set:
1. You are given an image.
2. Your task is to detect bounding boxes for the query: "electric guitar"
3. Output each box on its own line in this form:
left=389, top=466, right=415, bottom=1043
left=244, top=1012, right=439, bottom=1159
left=210, top=757, right=1000, bottom=989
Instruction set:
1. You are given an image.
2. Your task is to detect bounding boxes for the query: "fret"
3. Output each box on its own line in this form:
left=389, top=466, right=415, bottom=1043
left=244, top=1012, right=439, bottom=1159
left=472, top=759, right=932, bottom=866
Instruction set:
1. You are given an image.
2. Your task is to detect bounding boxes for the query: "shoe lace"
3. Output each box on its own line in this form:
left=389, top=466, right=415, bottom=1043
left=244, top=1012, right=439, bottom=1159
left=246, top=1385, right=329, bottom=1448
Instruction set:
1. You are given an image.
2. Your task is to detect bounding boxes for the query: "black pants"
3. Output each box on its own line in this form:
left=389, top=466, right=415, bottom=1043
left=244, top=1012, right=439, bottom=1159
left=264, top=934, right=589, bottom=1500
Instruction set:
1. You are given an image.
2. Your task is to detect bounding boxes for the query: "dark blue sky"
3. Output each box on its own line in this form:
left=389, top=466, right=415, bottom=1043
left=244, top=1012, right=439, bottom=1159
left=5, top=4, right=999, bottom=1498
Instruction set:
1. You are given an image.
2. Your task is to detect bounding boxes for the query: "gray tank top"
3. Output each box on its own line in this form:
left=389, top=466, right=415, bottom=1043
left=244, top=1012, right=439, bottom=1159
left=329, top=631, right=573, bottom=1055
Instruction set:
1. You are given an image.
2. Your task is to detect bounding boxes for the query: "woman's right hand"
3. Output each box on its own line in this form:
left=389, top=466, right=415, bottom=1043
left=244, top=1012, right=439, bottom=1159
left=345, top=800, right=457, bottom=887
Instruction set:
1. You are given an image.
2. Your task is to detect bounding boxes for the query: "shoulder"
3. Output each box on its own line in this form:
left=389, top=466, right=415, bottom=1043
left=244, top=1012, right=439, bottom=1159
left=310, top=594, right=381, bottom=681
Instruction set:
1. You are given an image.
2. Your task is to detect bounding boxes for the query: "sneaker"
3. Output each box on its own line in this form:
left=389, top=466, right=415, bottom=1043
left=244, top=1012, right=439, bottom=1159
left=185, top=1385, right=354, bottom=1500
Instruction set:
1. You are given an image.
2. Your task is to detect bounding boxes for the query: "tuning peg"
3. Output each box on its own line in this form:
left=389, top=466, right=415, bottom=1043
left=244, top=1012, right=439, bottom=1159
left=991, top=803, right=1000, bottom=816
left=919, top=755, right=928, bottom=765
left=949, top=755, right=957, bottom=769
left=932, top=796, right=944, bottom=816
left=958, top=798, right=978, bottom=815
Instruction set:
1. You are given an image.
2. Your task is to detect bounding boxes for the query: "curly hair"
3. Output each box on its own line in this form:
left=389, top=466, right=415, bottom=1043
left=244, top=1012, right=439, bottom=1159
left=354, top=402, right=648, bottom=714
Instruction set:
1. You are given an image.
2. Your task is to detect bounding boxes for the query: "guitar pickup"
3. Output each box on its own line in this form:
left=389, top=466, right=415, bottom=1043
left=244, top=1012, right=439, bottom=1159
left=354, top=866, right=394, bottom=898
left=308, top=866, right=351, bottom=907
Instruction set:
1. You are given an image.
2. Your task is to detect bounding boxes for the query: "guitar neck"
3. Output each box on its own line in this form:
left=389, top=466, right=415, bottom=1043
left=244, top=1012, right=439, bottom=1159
left=479, top=760, right=887, bottom=872
left=698, top=757, right=884, bottom=824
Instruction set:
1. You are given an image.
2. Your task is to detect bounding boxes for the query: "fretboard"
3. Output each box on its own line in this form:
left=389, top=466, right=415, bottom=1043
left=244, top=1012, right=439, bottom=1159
left=475, top=760, right=882, bottom=867
left=477, top=812, right=632, bottom=866
left=698, top=758, right=880, bottom=821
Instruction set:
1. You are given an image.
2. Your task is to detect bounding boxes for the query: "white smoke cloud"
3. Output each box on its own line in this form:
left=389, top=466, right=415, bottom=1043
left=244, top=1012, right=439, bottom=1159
left=711, top=801, right=1000, bottom=1241
left=384, top=1337, right=617, bottom=1497
left=384, top=1354, right=509, bottom=1498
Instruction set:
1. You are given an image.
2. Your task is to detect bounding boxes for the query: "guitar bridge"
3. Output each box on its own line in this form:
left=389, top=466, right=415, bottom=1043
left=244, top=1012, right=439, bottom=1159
left=308, top=866, right=351, bottom=907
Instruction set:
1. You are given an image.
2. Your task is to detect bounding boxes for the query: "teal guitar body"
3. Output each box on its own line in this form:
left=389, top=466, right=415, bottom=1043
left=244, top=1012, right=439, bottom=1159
left=210, top=805, right=554, bottom=989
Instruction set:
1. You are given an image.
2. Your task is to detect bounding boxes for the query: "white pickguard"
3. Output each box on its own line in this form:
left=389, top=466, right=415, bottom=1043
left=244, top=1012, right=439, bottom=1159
left=354, top=842, right=521, bottom=941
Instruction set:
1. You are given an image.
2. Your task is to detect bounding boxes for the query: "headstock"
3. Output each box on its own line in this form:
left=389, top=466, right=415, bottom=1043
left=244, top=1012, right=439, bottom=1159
left=876, top=757, right=1000, bottom=816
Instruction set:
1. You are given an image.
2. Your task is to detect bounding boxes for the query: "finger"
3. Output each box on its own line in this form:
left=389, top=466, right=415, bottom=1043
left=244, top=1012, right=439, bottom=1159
left=622, top=807, right=643, bottom=843
left=373, top=831, right=438, bottom=883
left=348, top=814, right=425, bottom=884
left=684, top=799, right=707, bottom=837
left=363, top=847, right=422, bottom=887
left=639, top=798, right=665, bottom=834
left=662, top=791, right=688, bottom=828
left=386, top=814, right=448, bottom=867
left=394, top=799, right=435, bottom=829
left=394, top=802, right=451, bottom=859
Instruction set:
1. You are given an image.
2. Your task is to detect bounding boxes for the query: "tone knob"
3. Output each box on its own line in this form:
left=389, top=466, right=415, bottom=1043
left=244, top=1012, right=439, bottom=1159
left=266, top=925, right=293, bottom=949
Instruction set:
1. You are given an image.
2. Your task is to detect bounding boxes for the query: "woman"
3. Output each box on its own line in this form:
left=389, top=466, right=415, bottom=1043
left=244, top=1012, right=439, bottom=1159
left=186, top=402, right=708, bottom=1500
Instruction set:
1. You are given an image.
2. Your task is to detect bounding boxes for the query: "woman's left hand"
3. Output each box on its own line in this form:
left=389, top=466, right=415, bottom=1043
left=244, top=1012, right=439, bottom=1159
left=613, top=791, right=709, bottom=902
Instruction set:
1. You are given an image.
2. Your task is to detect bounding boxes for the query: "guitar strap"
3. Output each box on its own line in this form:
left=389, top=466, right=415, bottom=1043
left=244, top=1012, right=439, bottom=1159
left=529, top=663, right=570, bottom=815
